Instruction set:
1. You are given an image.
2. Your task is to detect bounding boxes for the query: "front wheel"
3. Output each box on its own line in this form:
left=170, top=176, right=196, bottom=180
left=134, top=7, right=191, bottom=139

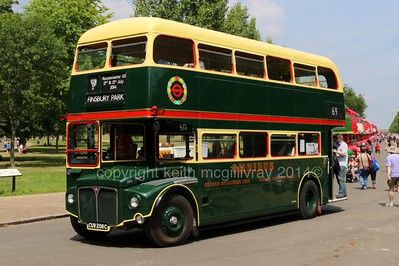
left=145, top=194, right=194, bottom=247
left=70, top=216, right=109, bottom=240
left=299, top=180, right=320, bottom=219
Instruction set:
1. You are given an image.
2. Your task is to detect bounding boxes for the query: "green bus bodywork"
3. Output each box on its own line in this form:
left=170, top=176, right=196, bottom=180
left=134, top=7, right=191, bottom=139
left=66, top=66, right=344, bottom=241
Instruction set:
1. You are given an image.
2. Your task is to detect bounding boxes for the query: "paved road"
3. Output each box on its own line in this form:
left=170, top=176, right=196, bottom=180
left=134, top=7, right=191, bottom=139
left=1, top=152, right=399, bottom=266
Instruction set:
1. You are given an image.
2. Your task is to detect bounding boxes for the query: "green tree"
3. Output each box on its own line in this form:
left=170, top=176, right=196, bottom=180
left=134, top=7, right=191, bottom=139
left=24, top=0, right=111, bottom=151
left=0, top=0, right=17, bottom=13
left=223, top=3, right=260, bottom=40
left=389, top=111, right=399, bottom=133
left=132, top=0, right=268, bottom=41
left=25, top=0, right=111, bottom=66
left=133, top=0, right=228, bottom=32
left=343, top=86, right=368, bottom=117
left=0, top=13, right=68, bottom=166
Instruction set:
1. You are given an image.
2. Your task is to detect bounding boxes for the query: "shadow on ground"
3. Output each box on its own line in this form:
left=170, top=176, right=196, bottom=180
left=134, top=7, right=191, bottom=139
left=70, top=205, right=344, bottom=249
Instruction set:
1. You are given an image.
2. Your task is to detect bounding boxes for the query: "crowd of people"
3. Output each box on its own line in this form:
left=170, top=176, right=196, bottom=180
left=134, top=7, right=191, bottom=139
left=333, top=133, right=399, bottom=206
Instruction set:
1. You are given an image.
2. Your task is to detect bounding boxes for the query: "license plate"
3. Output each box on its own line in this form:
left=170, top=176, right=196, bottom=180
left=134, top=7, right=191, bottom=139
left=87, top=222, right=109, bottom=232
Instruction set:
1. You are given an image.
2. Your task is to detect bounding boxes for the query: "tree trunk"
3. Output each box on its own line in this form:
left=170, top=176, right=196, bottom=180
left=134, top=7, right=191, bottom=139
left=55, top=135, right=59, bottom=153
left=47, top=135, right=50, bottom=146
left=9, top=120, right=16, bottom=168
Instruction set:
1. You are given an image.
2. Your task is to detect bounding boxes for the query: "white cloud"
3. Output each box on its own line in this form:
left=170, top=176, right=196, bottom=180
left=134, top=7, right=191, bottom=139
left=229, top=0, right=287, bottom=39
left=102, top=0, right=132, bottom=20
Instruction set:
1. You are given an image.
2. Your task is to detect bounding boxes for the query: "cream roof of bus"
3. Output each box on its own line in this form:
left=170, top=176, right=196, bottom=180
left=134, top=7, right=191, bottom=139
left=78, top=17, right=341, bottom=81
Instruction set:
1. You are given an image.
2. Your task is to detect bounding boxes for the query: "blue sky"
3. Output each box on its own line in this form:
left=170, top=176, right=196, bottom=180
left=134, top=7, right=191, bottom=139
left=14, top=0, right=399, bottom=128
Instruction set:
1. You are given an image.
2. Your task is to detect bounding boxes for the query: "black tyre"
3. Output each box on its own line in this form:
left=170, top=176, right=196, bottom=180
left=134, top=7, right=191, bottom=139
left=145, top=194, right=194, bottom=247
left=70, top=216, right=109, bottom=239
left=299, top=180, right=320, bottom=219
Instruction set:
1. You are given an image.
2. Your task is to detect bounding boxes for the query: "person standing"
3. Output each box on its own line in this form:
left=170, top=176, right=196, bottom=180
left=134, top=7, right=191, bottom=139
left=357, top=143, right=371, bottom=189
left=367, top=141, right=377, bottom=189
left=333, top=134, right=348, bottom=198
left=386, top=147, right=399, bottom=207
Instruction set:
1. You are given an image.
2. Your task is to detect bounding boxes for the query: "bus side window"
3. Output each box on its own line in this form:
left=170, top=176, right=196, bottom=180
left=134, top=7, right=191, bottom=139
left=202, top=134, right=236, bottom=159
left=266, top=56, right=292, bottom=82
left=111, top=36, right=147, bottom=67
left=318, top=67, right=337, bottom=89
left=271, top=134, right=296, bottom=157
left=294, top=63, right=316, bottom=86
left=239, top=132, right=267, bottom=158
left=153, top=35, right=194, bottom=67
left=198, top=44, right=232, bottom=73
left=235, top=51, right=265, bottom=78
left=298, top=133, right=320, bottom=156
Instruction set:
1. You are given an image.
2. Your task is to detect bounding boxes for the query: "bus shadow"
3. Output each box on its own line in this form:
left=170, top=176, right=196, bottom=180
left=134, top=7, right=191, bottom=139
left=70, top=229, right=154, bottom=249
left=199, top=205, right=344, bottom=241
left=70, top=205, right=344, bottom=248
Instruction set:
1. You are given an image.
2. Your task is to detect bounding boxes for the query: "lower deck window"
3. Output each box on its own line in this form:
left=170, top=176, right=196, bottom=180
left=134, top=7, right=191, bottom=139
left=158, top=133, right=194, bottom=160
left=271, top=134, right=296, bottom=157
left=239, top=132, right=267, bottom=158
left=102, top=124, right=144, bottom=161
left=67, top=122, right=99, bottom=166
left=202, top=134, right=236, bottom=159
left=298, top=133, right=320, bottom=155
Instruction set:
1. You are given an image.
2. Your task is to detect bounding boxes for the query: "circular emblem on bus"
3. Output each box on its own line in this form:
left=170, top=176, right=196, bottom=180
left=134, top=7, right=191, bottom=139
left=167, top=76, right=187, bottom=105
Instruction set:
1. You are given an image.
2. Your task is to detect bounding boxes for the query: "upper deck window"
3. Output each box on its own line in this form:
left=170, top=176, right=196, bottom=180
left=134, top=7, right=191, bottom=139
left=153, top=35, right=194, bottom=67
left=76, top=42, right=107, bottom=72
left=294, top=63, right=316, bottom=86
left=266, top=56, right=291, bottom=82
left=198, top=44, right=232, bottom=73
left=111, top=36, right=147, bottom=67
left=318, top=67, right=337, bottom=89
left=235, top=51, right=265, bottom=78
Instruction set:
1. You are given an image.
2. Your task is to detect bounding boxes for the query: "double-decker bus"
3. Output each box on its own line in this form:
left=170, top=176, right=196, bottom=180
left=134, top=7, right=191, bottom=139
left=65, top=17, right=345, bottom=247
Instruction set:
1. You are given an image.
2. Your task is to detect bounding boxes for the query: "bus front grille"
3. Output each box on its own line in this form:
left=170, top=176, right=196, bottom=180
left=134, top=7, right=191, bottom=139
left=78, top=187, right=118, bottom=226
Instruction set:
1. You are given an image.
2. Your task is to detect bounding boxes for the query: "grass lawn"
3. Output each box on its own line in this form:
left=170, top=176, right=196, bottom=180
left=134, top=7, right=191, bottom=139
left=0, top=146, right=66, bottom=196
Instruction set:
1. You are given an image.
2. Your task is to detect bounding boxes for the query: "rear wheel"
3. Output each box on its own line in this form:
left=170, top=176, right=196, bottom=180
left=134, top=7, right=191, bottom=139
left=299, top=180, right=320, bottom=219
left=70, top=216, right=109, bottom=239
left=145, top=194, right=194, bottom=247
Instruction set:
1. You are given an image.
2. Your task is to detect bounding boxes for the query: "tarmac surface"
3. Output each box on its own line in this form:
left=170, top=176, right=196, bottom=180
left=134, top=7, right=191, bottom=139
left=1, top=149, right=399, bottom=265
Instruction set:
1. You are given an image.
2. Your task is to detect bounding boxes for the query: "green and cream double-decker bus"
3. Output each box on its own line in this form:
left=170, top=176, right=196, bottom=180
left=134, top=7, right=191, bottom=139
left=65, top=17, right=345, bottom=246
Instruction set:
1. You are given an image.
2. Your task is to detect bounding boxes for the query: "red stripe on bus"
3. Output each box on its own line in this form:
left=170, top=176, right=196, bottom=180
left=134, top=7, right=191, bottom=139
left=66, top=109, right=345, bottom=126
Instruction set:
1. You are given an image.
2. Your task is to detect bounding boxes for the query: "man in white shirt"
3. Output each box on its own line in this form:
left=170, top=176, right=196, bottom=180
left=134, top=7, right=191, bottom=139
left=333, top=134, right=348, bottom=198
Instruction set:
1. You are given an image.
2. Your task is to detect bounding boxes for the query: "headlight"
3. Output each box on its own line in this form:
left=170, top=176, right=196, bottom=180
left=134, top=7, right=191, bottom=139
left=67, top=194, right=74, bottom=204
left=130, top=196, right=139, bottom=208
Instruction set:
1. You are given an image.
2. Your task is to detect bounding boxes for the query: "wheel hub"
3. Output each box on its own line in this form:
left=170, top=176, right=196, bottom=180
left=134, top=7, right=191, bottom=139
left=160, top=206, right=185, bottom=237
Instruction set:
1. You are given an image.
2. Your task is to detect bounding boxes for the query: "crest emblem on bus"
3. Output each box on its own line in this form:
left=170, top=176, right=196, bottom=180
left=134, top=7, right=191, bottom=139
left=167, top=76, right=187, bottom=105
left=90, top=78, right=97, bottom=91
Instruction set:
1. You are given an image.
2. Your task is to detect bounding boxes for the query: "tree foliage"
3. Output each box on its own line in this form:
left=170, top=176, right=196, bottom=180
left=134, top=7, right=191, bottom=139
left=343, top=86, right=368, bottom=117
left=22, top=0, right=111, bottom=149
left=25, top=0, right=111, bottom=66
left=389, top=111, right=399, bottom=133
left=0, top=13, right=68, bottom=166
left=132, top=0, right=263, bottom=41
left=223, top=3, right=260, bottom=40
left=0, top=0, right=17, bottom=13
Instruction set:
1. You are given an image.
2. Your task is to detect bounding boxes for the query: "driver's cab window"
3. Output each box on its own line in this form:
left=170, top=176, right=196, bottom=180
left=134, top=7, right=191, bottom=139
left=102, top=123, right=144, bottom=161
